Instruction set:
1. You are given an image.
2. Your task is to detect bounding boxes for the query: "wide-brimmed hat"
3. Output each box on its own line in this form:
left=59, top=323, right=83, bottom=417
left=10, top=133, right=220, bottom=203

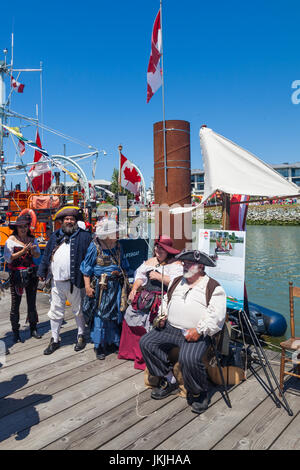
left=154, top=235, right=180, bottom=255
left=9, top=213, right=32, bottom=230
left=54, top=205, right=83, bottom=221
left=175, top=249, right=216, bottom=267
left=96, top=219, right=125, bottom=238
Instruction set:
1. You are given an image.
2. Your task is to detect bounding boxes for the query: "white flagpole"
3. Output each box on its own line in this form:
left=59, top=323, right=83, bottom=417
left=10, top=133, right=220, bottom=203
left=160, top=0, right=167, bottom=189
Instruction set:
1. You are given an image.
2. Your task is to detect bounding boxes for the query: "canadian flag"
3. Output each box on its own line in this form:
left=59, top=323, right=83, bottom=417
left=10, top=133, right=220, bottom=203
left=147, top=10, right=162, bottom=103
left=120, top=153, right=141, bottom=197
left=11, top=76, right=25, bottom=93
left=27, top=130, right=52, bottom=192
left=18, top=139, right=25, bottom=156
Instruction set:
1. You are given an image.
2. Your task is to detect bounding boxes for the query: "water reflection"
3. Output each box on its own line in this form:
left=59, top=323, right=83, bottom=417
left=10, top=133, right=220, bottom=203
left=245, top=226, right=300, bottom=336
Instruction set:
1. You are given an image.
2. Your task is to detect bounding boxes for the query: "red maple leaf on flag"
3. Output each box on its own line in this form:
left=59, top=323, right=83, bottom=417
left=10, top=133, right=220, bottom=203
left=123, top=166, right=141, bottom=185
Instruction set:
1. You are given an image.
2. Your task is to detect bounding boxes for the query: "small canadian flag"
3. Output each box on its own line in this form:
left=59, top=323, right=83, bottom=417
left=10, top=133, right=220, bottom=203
left=18, top=139, right=25, bottom=156
left=11, top=76, right=25, bottom=93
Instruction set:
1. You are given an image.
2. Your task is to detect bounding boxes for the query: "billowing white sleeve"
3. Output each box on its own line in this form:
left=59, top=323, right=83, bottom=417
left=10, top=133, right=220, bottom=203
left=134, top=261, right=149, bottom=286
left=4, top=239, right=14, bottom=263
left=196, top=286, right=227, bottom=337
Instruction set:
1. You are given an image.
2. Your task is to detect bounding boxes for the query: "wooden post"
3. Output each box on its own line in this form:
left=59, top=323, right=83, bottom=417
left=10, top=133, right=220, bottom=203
left=222, top=193, right=231, bottom=230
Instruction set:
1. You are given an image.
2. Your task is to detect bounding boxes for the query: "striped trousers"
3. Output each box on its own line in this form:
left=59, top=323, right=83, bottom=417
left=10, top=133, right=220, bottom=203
left=140, top=322, right=210, bottom=395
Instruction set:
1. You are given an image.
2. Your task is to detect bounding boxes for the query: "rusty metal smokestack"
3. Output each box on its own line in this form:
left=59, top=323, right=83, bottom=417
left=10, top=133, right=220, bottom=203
left=153, top=119, right=192, bottom=251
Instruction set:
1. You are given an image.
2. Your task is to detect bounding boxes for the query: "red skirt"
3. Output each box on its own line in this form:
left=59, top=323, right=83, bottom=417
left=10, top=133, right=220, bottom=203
left=118, top=318, right=147, bottom=370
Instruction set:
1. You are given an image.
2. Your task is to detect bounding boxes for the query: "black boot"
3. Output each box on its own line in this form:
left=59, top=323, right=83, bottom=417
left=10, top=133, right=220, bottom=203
left=74, top=334, right=86, bottom=352
left=190, top=392, right=210, bottom=414
left=95, top=345, right=106, bottom=360
left=13, top=331, right=23, bottom=343
left=44, top=338, right=60, bottom=355
left=30, top=327, right=42, bottom=339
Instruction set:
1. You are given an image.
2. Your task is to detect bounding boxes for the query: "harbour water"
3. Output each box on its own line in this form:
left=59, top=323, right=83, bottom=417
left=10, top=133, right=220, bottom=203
left=245, top=225, right=300, bottom=337
left=201, top=225, right=300, bottom=337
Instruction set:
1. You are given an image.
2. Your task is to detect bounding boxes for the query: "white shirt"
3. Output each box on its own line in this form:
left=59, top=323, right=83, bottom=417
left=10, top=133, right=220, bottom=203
left=134, top=260, right=183, bottom=285
left=167, top=275, right=227, bottom=337
left=50, top=242, right=71, bottom=281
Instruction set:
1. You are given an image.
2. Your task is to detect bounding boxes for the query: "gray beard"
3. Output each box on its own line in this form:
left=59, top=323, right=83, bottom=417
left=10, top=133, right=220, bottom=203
left=62, top=223, right=78, bottom=235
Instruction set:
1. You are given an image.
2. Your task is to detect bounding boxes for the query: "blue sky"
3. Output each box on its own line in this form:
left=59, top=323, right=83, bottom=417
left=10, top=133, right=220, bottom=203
left=1, top=0, right=300, bottom=189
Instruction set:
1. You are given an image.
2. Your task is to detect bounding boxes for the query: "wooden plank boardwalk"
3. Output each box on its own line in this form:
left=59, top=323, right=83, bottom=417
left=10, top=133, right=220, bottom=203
left=0, top=291, right=299, bottom=450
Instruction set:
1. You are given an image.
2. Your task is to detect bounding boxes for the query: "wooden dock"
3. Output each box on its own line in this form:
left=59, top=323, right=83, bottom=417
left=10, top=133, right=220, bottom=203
left=0, top=291, right=299, bottom=450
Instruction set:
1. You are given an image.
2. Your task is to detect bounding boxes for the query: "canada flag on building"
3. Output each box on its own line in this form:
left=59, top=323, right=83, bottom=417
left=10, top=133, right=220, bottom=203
left=120, top=153, right=141, bottom=199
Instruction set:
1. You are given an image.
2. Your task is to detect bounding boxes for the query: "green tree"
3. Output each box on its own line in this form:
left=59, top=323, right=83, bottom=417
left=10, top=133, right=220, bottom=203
left=106, top=168, right=134, bottom=205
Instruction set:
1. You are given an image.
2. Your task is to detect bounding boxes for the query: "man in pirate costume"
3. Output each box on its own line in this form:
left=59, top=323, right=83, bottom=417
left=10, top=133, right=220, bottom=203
left=80, top=219, right=130, bottom=360
left=38, top=206, right=92, bottom=355
left=140, top=250, right=227, bottom=414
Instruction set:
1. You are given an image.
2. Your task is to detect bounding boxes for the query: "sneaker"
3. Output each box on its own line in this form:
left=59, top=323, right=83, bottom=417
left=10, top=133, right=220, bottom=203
left=74, top=334, right=86, bottom=352
left=151, top=377, right=178, bottom=400
left=190, top=392, right=209, bottom=414
left=44, top=338, right=60, bottom=355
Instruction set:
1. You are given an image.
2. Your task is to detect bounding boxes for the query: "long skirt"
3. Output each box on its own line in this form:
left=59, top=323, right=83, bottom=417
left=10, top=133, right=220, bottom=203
left=88, top=277, right=123, bottom=349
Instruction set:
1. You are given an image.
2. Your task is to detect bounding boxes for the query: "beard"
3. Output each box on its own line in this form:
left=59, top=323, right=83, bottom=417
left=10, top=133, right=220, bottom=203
left=183, top=264, right=200, bottom=279
left=62, top=222, right=78, bottom=235
left=183, top=264, right=205, bottom=280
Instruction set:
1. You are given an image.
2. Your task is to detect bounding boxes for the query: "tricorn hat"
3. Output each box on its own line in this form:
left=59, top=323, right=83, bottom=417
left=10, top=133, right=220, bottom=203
left=175, top=249, right=216, bottom=267
left=9, top=213, right=32, bottom=230
left=54, top=205, right=83, bottom=221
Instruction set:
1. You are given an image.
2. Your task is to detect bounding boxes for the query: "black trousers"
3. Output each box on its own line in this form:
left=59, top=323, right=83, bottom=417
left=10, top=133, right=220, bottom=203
left=9, top=274, right=39, bottom=332
left=140, top=322, right=210, bottom=395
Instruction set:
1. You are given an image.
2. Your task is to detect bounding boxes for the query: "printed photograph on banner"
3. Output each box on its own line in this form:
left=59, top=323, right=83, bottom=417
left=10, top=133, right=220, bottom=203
left=198, top=229, right=246, bottom=311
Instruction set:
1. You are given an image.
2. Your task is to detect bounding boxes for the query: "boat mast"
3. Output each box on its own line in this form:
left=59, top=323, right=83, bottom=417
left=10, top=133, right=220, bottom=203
left=0, top=48, right=8, bottom=197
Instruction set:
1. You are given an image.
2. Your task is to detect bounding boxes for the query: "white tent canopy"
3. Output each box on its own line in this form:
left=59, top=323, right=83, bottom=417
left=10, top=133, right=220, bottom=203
left=200, top=126, right=300, bottom=203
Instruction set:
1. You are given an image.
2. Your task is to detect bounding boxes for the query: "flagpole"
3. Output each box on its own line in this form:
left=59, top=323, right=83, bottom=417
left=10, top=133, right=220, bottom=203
left=160, top=0, right=167, bottom=189
left=118, top=144, right=122, bottom=195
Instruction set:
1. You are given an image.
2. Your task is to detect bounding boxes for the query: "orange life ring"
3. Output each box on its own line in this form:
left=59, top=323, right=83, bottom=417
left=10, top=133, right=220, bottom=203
left=19, top=208, right=37, bottom=232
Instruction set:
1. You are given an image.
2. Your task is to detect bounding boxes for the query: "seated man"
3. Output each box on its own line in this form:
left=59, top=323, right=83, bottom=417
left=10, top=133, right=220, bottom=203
left=140, top=249, right=226, bottom=414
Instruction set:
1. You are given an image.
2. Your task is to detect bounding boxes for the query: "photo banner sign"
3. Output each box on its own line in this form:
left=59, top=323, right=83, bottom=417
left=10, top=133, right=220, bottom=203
left=198, top=229, right=246, bottom=311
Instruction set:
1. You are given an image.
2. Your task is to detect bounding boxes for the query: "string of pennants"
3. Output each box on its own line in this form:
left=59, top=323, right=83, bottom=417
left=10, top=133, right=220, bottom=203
left=1, top=124, right=81, bottom=183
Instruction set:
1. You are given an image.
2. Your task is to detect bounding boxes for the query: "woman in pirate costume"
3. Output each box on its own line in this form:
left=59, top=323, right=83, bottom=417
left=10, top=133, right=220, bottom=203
left=80, top=219, right=130, bottom=360
left=118, top=235, right=183, bottom=370
left=4, top=213, right=41, bottom=343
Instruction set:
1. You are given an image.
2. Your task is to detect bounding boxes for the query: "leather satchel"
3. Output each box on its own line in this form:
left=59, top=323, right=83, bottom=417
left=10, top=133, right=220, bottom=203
left=136, top=289, right=158, bottom=313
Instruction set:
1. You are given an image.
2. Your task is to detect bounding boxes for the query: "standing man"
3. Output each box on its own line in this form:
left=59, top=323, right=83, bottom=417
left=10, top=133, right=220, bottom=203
left=140, top=250, right=226, bottom=414
left=38, top=206, right=92, bottom=355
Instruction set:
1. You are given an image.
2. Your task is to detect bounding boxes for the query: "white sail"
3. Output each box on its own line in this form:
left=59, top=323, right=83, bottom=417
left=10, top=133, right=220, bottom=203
left=200, top=126, right=300, bottom=203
